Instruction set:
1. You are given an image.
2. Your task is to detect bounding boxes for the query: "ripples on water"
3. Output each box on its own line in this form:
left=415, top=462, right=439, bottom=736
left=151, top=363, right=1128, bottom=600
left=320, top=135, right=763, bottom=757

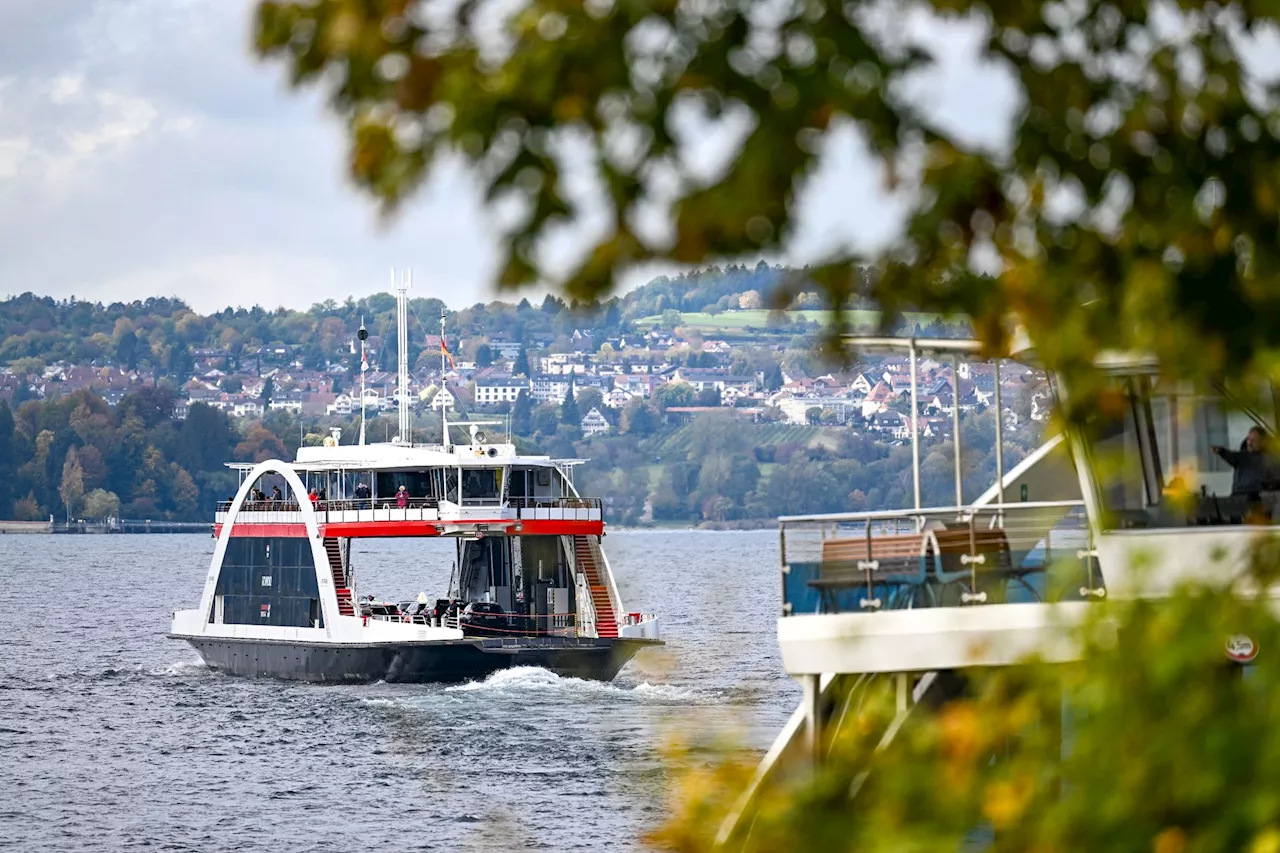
left=0, top=531, right=797, bottom=852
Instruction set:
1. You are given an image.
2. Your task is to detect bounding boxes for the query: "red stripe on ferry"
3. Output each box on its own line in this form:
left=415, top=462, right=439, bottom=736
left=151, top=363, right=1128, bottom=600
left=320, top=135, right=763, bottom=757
left=321, top=519, right=604, bottom=538
left=317, top=514, right=601, bottom=535
left=215, top=523, right=309, bottom=537
left=215, top=519, right=604, bottom=538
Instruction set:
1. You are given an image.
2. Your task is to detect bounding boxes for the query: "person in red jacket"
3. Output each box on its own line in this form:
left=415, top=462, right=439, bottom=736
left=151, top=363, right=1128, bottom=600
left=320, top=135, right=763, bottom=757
left=396, top=485, right=409, bottom=509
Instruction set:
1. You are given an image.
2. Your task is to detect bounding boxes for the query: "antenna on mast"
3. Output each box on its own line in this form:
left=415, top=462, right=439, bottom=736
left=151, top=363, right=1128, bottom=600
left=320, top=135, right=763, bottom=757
left=394, top=268, right=411, bottom=444
left=357, top=315, right=368, bottom=446
left=440, top=306, right=450, bottom=450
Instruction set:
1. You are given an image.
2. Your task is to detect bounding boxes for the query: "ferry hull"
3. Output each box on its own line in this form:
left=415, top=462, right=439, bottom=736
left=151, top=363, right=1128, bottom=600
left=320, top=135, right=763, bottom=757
left=175, top=635, right=660, bottom=683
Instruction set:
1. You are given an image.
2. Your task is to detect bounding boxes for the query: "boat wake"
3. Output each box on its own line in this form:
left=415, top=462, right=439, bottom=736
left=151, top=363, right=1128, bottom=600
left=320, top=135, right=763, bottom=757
left=147, top=660, right=211, bottom=678
left=443, top=666, right=721, bottom=705
left=32, top=659, right=214, bottom=686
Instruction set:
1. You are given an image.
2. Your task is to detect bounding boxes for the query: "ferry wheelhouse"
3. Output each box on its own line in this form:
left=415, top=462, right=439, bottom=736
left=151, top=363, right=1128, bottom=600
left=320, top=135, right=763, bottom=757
left=719, top=335, right=1280, bottom=843
left=169, top=280, right=659, bottom=683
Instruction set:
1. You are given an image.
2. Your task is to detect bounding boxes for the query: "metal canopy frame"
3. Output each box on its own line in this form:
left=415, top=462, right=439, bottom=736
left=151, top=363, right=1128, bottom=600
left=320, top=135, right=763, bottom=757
left=842, top=335, right=1007, bottom=516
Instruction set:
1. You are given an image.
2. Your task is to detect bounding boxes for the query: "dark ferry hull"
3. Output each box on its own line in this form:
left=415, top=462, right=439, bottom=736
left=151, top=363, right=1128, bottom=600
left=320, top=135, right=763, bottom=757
left=175, top=635, right=660, bottom=683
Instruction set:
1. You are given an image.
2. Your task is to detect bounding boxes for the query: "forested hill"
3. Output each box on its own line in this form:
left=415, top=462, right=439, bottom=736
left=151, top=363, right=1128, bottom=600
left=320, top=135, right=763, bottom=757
left=0, top=264, right=1001, bottom=526
left=0, top=262, right=886, bottom=372
left=0, top=387, right=1041, bottom=527
left=618, top=262, right=792, bottom=317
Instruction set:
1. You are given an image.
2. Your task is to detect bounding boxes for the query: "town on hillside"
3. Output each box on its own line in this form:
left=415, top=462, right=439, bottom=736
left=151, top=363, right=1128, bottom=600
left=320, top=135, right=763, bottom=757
left=0, top=267, right=1048, bottom=527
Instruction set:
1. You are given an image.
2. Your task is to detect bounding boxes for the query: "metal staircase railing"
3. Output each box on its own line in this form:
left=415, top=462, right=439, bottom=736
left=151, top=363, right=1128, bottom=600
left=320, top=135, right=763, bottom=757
left=715, top=670, right=943, bottom=848
left=562, top=535, right=597, bottom=638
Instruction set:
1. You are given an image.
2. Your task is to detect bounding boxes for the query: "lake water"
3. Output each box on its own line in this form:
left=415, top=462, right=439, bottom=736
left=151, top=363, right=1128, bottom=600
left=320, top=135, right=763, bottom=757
left=0, top=531, right=798, bottom=852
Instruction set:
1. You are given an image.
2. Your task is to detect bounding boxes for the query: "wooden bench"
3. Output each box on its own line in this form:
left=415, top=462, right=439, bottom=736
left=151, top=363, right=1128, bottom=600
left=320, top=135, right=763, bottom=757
left=932, top=528, right=1013, bottom=581
left=930, top=526, right=1027, bottom=603
left=809, top=534, right=933, bottom=610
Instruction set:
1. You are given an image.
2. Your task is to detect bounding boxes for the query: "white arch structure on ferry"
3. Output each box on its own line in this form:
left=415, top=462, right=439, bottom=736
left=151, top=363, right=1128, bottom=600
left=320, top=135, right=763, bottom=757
left=195, top=459, right=338, bottom=636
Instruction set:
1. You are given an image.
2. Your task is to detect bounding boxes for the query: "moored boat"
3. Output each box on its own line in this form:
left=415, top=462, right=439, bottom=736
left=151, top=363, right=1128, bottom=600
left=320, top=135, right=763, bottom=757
left=717, top=334, right=1280, bottom=844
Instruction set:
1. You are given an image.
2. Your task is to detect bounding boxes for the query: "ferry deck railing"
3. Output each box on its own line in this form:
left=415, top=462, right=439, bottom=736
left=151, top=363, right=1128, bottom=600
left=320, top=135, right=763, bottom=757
left=215, top=496, right=604, bottom=525
left=779, top=500, right=1100, bottom=616
left=363, top=608, right=580, bottom=636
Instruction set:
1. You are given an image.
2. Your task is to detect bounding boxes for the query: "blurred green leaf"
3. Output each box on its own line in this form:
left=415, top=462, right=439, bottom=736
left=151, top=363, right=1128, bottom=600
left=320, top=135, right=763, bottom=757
left=254, top=0, right=1280, bottom=413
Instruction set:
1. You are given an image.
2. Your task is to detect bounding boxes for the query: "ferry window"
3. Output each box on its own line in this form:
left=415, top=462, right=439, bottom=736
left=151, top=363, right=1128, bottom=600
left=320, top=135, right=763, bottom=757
left=462, top=469, right=499, bottom=500
left=376, top=471, right=434, bottom=499
left=1089, top=383, right=1149, bottom=522
left=1089, top=378, right=1274, bottom=529
left=214, top=537, right=321, bottom=627
left=345, top=472, right=374, bottom=500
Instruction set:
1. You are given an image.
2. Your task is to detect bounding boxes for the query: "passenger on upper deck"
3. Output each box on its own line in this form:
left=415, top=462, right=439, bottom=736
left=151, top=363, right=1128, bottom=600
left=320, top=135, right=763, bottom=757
left=355, top=481, right=371, bottom=501
left=396, top=485, right=409, bottom=509
left=271, top=486, right=282, bottom=503
left=1212, top=427, right=1280, bottom=497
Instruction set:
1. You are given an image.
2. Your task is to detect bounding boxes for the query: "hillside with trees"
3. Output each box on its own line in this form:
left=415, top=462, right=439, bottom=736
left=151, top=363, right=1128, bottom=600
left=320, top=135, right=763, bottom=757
left=0, top=381, right=1041, bottom=526
left=0, top=266, right=1013, bottom=525
left=0, top=262, right=964, bottom=380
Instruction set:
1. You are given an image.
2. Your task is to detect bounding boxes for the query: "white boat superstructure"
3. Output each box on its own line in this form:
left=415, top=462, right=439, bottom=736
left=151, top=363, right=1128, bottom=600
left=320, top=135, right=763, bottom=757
left=169, top=273, right=659, bottom=682
left=720, top=336, right=1280, bottom=843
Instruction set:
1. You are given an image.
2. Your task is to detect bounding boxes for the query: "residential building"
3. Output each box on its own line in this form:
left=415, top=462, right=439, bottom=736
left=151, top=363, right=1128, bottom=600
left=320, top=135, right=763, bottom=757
left=430, top=386, right=458, bottom=411
left=474, top=376, right=527, bottom=406
left=539, top=353, right=590, bottom=375
left=490, top=340, right=523, bottom=359
left=269, top=391, right=304, bottom=414
left=529, top=374, right=571, bottom=404
left=614, top=373, right=655, bottom=398
left=779, top=396, right=853, bottom=425
left=581, top=407, right=610, bottom=437
left=672, top=368, right=757, bottom=394
left=327, top=394, right=355, bottom=416
left=603, top=388, right=636, bottom=409
left=231, top=396, right=265, bottom=419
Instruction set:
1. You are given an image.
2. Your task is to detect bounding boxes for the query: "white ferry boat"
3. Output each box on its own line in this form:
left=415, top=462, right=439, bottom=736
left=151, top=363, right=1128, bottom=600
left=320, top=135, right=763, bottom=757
left=169, top=279, right=660, bottom=682
left=718, top=335, right=1276, bottom=843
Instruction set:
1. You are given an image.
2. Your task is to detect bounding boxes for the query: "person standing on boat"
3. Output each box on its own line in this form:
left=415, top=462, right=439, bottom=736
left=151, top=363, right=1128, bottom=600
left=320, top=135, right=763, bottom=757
left=396, top=485, right=409, bottom=509
left=1213, top=427, right=1280, bottom=497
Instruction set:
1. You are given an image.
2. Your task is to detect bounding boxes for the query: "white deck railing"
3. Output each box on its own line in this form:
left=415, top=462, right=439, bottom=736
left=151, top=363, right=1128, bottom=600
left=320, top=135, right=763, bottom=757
left=215, top=497, right=603, bottom=526
left=780, top=500, right=1098, bottom=616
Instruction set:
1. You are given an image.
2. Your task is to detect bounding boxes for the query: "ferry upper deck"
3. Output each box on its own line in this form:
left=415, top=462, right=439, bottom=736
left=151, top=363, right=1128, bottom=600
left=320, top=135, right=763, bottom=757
left=775, top=337, right=1280, bottom=679
left=215, top=437, right=604, bottom=539
left=717, top=337, right=1280, bottom=846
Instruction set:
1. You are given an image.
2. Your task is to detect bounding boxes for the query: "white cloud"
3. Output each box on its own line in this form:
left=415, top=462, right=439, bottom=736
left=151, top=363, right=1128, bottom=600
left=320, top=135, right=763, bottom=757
left=50, top=73, right=84, bottom=104
left=0, top=0, right=1016, bottom=311
left=62, top=91, right=158, bottom=159
left=0, top=137, right=31, bottom=179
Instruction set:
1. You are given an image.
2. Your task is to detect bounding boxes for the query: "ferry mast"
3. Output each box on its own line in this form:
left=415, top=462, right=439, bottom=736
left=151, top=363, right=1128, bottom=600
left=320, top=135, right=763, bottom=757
left=394, top=268, right=411, bottom=444
left=357, top=316, right=368, bottom=446
left=440, top=307, right=450, bottom=450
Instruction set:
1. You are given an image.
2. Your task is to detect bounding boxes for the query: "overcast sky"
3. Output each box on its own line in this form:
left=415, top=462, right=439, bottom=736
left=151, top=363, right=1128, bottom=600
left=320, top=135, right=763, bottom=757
left=0, top=0, right=1016, bottom=313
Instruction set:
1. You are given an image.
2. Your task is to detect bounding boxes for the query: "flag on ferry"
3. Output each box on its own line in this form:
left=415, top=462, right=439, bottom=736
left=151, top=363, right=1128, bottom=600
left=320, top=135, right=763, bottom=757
left=441, top=337, right=456, bottom=369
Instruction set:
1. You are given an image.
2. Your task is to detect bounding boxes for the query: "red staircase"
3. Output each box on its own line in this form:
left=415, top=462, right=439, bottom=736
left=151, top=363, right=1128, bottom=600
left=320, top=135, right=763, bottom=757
left=324, top=538, right=355, bottom=617
left=573, top=536, right=618, bottom=638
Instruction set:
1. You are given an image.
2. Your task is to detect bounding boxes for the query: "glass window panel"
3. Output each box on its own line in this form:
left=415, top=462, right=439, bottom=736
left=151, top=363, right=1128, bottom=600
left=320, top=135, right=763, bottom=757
left=1088, top=378, right=1277, bottom=529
